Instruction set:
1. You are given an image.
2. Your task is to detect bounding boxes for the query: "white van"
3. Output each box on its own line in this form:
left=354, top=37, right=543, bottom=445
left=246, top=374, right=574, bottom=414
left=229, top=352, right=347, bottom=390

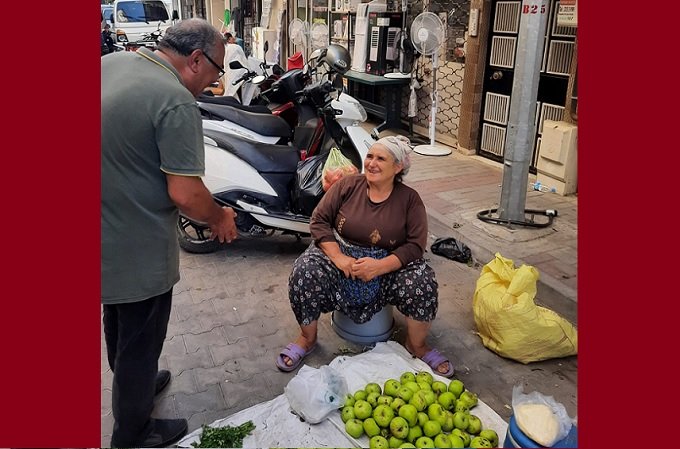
left=112, top=0, right=177, bottom=44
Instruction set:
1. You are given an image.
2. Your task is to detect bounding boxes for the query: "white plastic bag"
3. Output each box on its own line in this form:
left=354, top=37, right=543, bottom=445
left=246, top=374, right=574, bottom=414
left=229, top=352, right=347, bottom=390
left=284, top=365, right=349, bottom=424
left=511, top=385, right=573, bottom=447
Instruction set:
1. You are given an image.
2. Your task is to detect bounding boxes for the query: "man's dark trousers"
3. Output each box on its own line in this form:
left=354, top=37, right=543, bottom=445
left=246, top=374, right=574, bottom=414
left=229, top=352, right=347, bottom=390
left=103, top=289, right=173, bottom=446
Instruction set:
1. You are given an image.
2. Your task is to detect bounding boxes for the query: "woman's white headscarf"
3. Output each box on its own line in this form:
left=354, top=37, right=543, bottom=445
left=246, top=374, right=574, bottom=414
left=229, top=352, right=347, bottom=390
left=374, top=135, right=413, bottom=177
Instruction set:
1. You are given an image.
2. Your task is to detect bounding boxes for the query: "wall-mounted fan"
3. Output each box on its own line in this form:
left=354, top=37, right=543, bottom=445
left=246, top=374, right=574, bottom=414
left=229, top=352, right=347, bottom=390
left=289, top=18, right=310, bottom=63
left=410, top=11, right=451, bottom=156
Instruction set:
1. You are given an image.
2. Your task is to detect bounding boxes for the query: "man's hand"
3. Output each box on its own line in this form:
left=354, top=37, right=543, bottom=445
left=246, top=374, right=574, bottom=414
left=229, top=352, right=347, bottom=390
left=210, top=206, right=238, bottom=243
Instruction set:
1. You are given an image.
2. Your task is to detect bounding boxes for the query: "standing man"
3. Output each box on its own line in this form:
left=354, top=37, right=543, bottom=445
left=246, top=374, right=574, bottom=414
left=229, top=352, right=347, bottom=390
left=101, top=19, right=237, bottom=448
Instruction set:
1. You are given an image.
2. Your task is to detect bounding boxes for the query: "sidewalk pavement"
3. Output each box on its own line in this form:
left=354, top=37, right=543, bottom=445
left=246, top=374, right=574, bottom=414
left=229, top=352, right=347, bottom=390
left=100, top=133, right=577, bottom=447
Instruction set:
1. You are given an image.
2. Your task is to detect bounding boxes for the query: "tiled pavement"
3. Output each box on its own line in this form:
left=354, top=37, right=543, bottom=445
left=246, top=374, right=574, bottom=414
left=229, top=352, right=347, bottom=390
left=100, top=135, right=577, bottom=447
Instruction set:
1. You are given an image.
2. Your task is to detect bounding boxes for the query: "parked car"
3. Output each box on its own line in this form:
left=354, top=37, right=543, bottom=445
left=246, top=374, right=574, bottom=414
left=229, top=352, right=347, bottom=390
left=101, top=4, right=114, bottom=29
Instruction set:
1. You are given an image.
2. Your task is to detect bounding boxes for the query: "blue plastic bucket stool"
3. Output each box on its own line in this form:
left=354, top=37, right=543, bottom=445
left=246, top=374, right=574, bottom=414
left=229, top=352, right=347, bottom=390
left=331, top=306, right=395, bottom=345
left=503, top=415, right=578, bottom=448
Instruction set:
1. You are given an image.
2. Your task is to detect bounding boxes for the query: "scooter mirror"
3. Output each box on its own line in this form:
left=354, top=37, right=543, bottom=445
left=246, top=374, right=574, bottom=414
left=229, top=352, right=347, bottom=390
left=229, top=61, right=245, bottom=70
left=302, top=64, right=309, bottom=75
left=252, top=75, right=267, bottom=85
left=263, top=41, right=269, bottom=54
left=309, top=48, right=322, bottom=61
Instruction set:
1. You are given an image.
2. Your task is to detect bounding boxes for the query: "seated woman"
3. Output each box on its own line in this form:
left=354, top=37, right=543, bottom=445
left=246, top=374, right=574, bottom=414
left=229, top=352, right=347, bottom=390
left=276, top=136, right=454, bottom=377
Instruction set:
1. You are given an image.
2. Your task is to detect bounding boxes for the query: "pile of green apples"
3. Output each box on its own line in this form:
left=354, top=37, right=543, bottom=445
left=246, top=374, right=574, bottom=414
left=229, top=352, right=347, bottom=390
left=339, top=371, right=499, bottom=448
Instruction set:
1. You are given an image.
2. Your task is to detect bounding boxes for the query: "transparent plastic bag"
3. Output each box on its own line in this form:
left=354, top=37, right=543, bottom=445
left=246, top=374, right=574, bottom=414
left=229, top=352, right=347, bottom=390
left=284, top=365, right=349, bottom=424
left=321, top=147, right=358, bottom=191
left=511, top=385, right=573, bottom=446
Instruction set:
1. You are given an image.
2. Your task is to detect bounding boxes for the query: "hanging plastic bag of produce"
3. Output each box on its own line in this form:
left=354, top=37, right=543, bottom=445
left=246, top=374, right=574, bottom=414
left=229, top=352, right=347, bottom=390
left=472, top=253, right=577, bottom=363
left=321, top=147, right=359, bottom=191
left=284, top=365, right=349, bottom=424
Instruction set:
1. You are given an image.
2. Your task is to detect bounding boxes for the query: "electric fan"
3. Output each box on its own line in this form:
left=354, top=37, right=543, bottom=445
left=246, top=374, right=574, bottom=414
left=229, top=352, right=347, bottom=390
left=289, top=18, right=310, bottom=63
left=310, top=22, right=329, bottom=50
left=410, top=12, right=452, bottom=156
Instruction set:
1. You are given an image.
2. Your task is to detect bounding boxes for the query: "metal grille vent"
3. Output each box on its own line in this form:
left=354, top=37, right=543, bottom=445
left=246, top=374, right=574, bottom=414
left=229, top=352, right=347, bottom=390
left=538, top=103, right=565, bottom=134
left=546, top=40, right=574, bottom=75
left=481, top=123, right=507, bottom=156
left=494, top=1, right=521, bottom=33
left=489, top=36, right=516, bottom=68
left=552, top=1, right=577, bottom=37
left=484, top=92, right=511, bottom=125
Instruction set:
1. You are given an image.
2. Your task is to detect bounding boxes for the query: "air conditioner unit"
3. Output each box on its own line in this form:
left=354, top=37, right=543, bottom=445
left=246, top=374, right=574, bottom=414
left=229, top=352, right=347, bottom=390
left=351, top=0, right=387, bottom=72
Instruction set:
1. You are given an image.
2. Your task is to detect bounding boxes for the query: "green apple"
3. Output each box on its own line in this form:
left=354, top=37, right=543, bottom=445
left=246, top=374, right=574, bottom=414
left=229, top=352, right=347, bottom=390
left=422, top=390, right=436, bottom=407
left=415, top=371, right=433, bottom=385
left=364, top=417, right=381, bottom=437
left=343, top=393, right=356, bottom=407
left=354, top=399, right=373, bottom=420
left=389, top=436, right=405, bottom=448
left=406, top=425, right=422, bottom=443
left=397, top=386, right=415, bottom=402
left=367, top=391, right=381, bottom=407
left=431, top=380, right=448, bottom=395
left=416, top=412, right=429, bottom=428
left=448, top=434, right=465, bottom=448
left=345, top=418, right=364, bottom=439
left=458, top=390, right=478, bottom=409
left=452, top=411, right=469, bottom=430
left=389, top=416, right=410, bottom=439
left=451, top=428, right=471, bottom=447
left=354, top=390, right=368, bottom=401
left=341, top=405, right=355, bottom=423
left=414, top=436, right=435, bottom=448
left=403, top=381, right=420, bottom=394
left=384, top=379, right=402, bottom=397
left=433, top=433, right=452, bottom=448
left=417, top=381, right=432, bottom=391
left=390, top=397, right=407, bottom=412
left=366, top=382, right=382, bottom=395
left=373, top=404, right=395, bottom=427
left=426, top=403, right=445, bottom=423
left=369, top=435, right=390, bottom=449
left=441, top=410, right=455, bottom=432
left=466, top=414, right=482, bottom=435
left=400, top=371, right=417, bottom=384
left=398, top=403, right=419, bottom=427
left=398, top=443, right=417, bottom=448
left=409, top=390, right=428, bottom=412
left=447, top=379, right=464, bottom=398
left=437, top=391, right=457, bottom=410
left=469, top=436, right=492, bottom=448
left=381, top=427, right=391, bottom=439
left=479, top=429, right=499, bottom=447
left=422, top=419, right=441, bottom=438
left=453, top=400, right=470, bottom=413
left=378, top=395, right=394, bottom=406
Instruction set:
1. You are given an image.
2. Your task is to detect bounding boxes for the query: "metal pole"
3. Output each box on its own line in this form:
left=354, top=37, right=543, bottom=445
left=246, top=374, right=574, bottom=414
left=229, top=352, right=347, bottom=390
left=498, top=0, right=549, bottom=221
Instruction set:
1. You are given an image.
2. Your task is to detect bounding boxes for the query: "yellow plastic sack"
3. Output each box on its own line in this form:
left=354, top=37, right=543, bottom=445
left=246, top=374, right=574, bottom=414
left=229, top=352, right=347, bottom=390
left=472, top=253, right=577, bottom=363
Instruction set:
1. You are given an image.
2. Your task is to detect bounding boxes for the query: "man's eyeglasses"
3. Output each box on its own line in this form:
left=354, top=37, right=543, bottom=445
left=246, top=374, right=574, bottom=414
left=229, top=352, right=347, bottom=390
left=202, top=52, right=225, bottom=78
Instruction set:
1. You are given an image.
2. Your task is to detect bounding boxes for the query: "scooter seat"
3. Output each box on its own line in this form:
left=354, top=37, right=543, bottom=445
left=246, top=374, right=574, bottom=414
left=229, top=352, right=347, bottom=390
left=197, top=94, right=272, bottom=114
left=198, top=102, right=292, bottom=139
left=204, top=129, right=300, bottom=174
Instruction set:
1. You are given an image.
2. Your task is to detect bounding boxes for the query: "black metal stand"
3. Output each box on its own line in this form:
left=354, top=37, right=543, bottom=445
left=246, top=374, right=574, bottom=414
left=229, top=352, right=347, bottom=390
left=477, top=208, right=558, bottom=228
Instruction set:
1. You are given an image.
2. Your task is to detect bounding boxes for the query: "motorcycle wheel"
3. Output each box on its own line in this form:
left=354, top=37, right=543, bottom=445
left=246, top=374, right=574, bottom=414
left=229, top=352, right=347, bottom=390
left=177, top=215, right=222, bottom=254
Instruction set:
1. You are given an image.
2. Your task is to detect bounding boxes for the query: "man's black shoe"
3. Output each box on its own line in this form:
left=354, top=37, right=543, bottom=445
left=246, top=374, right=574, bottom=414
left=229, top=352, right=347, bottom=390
left=140, top=418, right=188, bottom=448
left=155, top=369, right=171, bottom=396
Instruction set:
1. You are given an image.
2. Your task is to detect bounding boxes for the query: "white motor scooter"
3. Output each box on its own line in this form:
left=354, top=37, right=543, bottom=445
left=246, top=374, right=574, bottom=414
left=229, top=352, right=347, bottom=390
left=177, top=69, right=376, bottom=253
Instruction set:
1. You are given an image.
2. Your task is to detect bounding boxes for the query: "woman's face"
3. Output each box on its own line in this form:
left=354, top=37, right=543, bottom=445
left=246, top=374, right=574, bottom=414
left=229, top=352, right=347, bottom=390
left=364, top=144, right=403, bottom=184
